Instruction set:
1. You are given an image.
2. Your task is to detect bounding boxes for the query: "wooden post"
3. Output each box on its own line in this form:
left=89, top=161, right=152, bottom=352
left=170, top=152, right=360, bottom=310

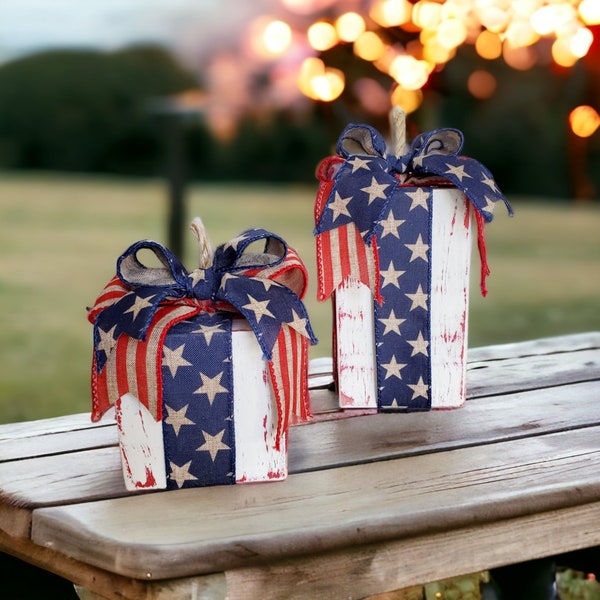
left=165, top=113, right=186, bottom=260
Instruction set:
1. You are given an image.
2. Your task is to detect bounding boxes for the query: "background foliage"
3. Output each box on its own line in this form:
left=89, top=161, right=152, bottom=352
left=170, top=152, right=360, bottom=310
left=0, top=45, right=598, bottom=195
left=0, top=174, right=599, bottom=424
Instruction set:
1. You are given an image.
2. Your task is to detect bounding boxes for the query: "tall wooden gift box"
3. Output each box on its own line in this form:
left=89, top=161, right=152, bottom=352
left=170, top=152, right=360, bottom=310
left=89, top=221, right=316, bottom=491
left=314, top=118, right=512, bottom=411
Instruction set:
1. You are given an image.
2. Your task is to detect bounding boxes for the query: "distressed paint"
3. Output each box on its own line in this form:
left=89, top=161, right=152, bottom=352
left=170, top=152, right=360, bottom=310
left=231, top=320, right=288, bottom=483
left=430, top=189, right=471, bottom=409
left=116, top=393, right=166, bottom=491
left=336, top=278, right=378, bottom=409
left=115, top=322, right=288, bottom=491
left=335, top=188, right=472, bottom=410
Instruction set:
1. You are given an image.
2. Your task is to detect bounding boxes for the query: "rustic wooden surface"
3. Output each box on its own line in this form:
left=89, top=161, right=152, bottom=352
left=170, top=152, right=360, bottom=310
left=0, top=332, right=598, bottom=599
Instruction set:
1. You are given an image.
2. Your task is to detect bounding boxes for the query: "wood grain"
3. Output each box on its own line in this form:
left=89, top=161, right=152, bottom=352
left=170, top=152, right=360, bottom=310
left=0, top=528, right=225, bottom=600
left=429, top=189, right=471, bottom=409
left=223, top=501, right=600, bottom=600
left=1, top=378, right=598, bottom=519
left=0, top=333, right=597, bottom=598
left=467, top=331, right=600, bottom=362
left=0, top=414, right=117, bottom=462
left=30, top=425, right=600, bottom=579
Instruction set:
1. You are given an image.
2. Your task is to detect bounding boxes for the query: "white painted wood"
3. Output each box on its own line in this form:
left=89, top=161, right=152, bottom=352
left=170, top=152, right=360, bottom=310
left=336, top=277, right=378, bottom=408
left=430, top=189, right=471, bottom=408
left=335, top=188, right=471, bottom=409
left=115, top=393, right=166, bottom=491
left=231, top=319, right=287, bottom=483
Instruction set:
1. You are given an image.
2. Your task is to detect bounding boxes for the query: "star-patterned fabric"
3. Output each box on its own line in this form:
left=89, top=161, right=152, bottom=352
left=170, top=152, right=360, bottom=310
left=89, top=227, right=316, bottom=488
left=373, top=186, right=432, bottom=410
left=314, top=123, right=512, bottom=411
left=161, top=313, right=235, bottom=488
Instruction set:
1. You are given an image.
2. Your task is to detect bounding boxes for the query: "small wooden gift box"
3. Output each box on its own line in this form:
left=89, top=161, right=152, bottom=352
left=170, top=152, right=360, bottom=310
left=89, top=220, right=316, bottom=491
left=314, top=110, right=512, bottom=411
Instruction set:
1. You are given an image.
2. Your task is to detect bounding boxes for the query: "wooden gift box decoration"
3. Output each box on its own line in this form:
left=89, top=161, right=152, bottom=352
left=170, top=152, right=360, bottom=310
left=89, top=220, right=316, bottom=491
left=314, top=113, right=513, bottom=411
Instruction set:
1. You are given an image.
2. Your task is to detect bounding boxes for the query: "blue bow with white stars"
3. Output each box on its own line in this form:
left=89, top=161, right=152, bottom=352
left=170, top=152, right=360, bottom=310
left=315, top=123, right=513, bottom=244
left=93, top=228, right=316, bottom=371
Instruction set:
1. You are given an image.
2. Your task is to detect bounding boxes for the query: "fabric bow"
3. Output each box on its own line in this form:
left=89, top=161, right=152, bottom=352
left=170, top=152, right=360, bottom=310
left=314, top=123, right=513, bottom=300
left=89, top=227, right=317, bottom=442
left=315, top=123, right=513, bottom=244
left=91, top=228, right=316, bottom=373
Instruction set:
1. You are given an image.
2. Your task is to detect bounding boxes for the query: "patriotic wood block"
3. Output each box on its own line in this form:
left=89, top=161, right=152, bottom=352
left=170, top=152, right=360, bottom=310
left=314, top=121, right=513, bottom=411
left=89, top=222, right=316, bottom=490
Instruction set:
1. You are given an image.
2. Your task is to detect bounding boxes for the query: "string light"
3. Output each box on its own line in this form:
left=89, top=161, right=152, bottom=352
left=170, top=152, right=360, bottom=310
left=308, top=21, right=338, bottom=51
left=247, top=0, right=596, bottom=104
left=335, top=12, right=366, bottom=42
left=370, top=0, right=412, bottom=28
left=354, top=31, right=386, bottom=61
left=569, top=105, right=600, bottom=137
left=579, top=0, right=600, bottom=24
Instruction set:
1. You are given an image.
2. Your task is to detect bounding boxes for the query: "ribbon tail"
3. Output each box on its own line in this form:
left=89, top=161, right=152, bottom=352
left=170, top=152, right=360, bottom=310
left=316, top=222, right=382, bottom=303
left=474, top=209, right=491, bottom=297
left=268, top=324, right=311, bottom=451
left=91, top=304, right=200, bottom=423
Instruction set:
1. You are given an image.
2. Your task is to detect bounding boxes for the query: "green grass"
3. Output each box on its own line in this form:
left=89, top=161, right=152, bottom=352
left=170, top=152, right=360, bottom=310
left=1, top=172, right=599, bottom=424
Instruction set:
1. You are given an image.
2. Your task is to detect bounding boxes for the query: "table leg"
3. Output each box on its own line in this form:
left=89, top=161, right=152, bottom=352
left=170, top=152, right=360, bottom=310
left=0, top=551, right=79, bottom=599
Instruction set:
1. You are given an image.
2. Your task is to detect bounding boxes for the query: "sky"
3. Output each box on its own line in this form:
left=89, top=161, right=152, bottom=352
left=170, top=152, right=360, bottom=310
left=0, top=0, right=274, bottom=65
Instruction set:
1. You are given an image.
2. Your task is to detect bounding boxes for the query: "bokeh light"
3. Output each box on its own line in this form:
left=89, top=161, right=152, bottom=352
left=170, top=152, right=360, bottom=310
left=391, top=86, right=423, bottom=114
left=354, top=31, right=386, bottom=61
left=370, top=0, right=413, bottom=28
left=467, top=69, right=497, bottom=99
left=503, top=41, right=538, bottom=70
left=243, top=0, right=597, bottom=110
left=389, top=55, right=430, bottom=90
left=579, top=0, right=600, bottom=24
left=263, top=20, right=293, bottom=55
left=308, top=21, right=338, bottom=51
left=335, top=12, right=366, bottom=42
left=569, top=105, right=600, bottom=137
left=475, top=30, right=503, bottom=59
left=297, top=56, right=345, bottom=101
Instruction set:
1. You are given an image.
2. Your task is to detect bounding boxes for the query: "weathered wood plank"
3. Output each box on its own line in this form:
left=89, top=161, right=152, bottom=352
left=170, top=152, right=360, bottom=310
left=9, top=502, right=600, bottom=600
left=467, top=331, right=600, bottom=362
left=1, top=380, right=598, bottom=525
left=0, top=446, right=126, bottom=537
left=0, top=528, right=226, bottom=600
left=223, top=501, right=600, bottom=600
left=289, top=380, right=600, bottom=472
left=3, top=339, right=597, bottom=465
left=0, top=414, right=117, bottom=463
left=30, top=426, right=600, bottom=580
left=1, top=334, right=596, bottom=464
left=0, top=412, right=111, bottom=441
left=467, top=347, right=600, bottom=397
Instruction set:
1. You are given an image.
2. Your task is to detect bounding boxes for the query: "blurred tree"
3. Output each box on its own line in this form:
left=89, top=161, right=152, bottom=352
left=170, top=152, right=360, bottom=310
left=0, top=45, right=197, bottom=174
left=437, top=46, right=576, bottom=198
left=185, top=107, right=332, bottom=183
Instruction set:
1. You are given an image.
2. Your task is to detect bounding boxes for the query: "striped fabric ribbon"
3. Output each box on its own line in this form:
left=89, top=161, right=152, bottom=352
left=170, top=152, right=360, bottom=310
left=89, top=228, right=316, bottom=450
left=315, top=124, right=513, bottom=302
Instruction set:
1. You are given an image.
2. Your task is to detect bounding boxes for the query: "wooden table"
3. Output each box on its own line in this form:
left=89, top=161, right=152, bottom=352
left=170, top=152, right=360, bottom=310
left=1, top=332, right=599, bottom=599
